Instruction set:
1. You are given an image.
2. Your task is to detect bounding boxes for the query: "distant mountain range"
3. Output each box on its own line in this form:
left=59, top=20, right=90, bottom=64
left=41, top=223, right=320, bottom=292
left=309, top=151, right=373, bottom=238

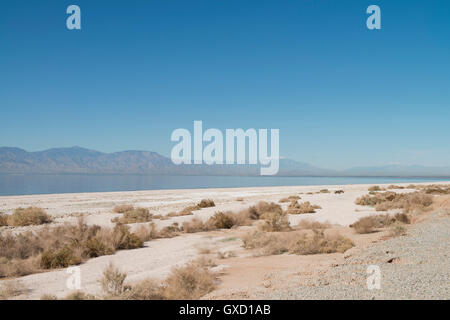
left=1, top=146, right=450, bottom=177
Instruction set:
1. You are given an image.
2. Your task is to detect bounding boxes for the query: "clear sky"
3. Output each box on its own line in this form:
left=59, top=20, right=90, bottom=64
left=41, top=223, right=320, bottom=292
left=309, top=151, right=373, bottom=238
left=1, top=0, right=449, bottom=170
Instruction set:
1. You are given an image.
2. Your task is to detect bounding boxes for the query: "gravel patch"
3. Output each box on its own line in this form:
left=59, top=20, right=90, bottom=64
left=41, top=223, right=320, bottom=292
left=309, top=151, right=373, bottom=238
left=262, top=210, right=450, bottom=299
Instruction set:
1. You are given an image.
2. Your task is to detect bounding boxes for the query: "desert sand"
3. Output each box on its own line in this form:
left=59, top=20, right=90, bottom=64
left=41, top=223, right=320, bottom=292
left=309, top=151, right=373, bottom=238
left=0, top=181, right=448, bottom=299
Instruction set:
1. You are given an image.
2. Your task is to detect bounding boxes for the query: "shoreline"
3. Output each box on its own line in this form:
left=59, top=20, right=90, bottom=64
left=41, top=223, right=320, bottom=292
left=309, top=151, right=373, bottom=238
left=1, top=179, right=449, bottom=199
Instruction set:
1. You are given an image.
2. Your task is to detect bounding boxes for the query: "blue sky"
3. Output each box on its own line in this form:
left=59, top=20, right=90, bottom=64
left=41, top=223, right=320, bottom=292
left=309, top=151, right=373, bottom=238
left=1, top=0, right=449, bottom=170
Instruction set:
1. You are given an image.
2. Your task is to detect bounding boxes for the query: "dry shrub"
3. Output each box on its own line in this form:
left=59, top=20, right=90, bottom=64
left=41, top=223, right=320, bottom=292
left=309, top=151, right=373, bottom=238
left=134, top=222, right=159, bottom=241
left=113, top=205, right=134, bottom=213
left=356, top=192, right=397, bottom=206
left=334, top=190, right=345, bottom=194
left=157, top=223, right=182, bottom=238
left=6, top=207, right=52, bottom=227
left=289, top=230, right=354, bottom=255
left=0, top=218, right=143, bottom=278
left=208, top=211, right=237, bottom=229
left=388, top=222, right=407, bottom=237
left=112, top=207, right=152, bottom=224
left=197, top=199, right=215, bottom=208
left=242, top=231, right=289, bottom=255
left=182, top=218, right=211, bottom=233
left=246, top=201, right=283, bottom=220
left=163, top=262, right=216, bottom=299
left=167, top=211, right=193, bottom=217
left=394, top=213, right=410, bottom=224
left=242, top=230, right=353, bottom=256
left=113, top=260, right=216, bottom=300
left=319, top=189, right=330, bottom=193
left=279, top=195, right=300, bottom=203
left=112, top=224, right=144, bottom=250
left=40, top=246, right=82, bottom=269
left=356, top=191, right=433, bottom=215
left=259, top=210, right=290, bottom=232
left=40, top=294, right=58, bottom=300
left=350, top=214, right=401, bottom=234
left=182, top=210, right=251, bottom=233
left=368, top=186, right=382, bottom=192
left=0, top=213, right=7, bottom=227
left=296, top=219, right=331, bottom=230
left=286, top=201, right=321, bottom=214
left=423, top=185, right=450, bottom=195
left=236, top=197, right=244, bottom=201
left=122, top=279, right=164, bottom=300
left=179, top=205, right=201, bottom=215
left=387, top=185, right=405, bottom=190
left=100, top=263, right=127, bottom=296
left=64, top=291, right=96, bottom=300
left=374, top=192, right=433, bottom=213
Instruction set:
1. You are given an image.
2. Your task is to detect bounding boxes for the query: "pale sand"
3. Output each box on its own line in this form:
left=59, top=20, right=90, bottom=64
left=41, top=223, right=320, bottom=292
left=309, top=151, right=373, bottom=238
left=0, top=181, right=446, bottom=299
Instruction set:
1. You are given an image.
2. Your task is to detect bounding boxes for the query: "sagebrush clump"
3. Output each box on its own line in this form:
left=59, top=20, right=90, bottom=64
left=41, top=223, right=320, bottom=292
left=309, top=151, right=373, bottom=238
left=2, top=207, right=52, bottom=227
left=286, top=201, right=321, bottom=214
left=197, top=199, right=215, bottom=208
left=112, top=207, right=152, bottom=224
left=355, top=191, right=433, bottom=214
left=242, top=230, right=353, bottom=256
left=350, top=213, right=410, bottom=234
left=0, top=218, right=143, bottom=278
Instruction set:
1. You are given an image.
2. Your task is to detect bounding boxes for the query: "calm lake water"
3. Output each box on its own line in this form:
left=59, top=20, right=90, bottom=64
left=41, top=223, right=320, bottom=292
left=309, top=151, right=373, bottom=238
left=0, top=174, right=447, bottom=196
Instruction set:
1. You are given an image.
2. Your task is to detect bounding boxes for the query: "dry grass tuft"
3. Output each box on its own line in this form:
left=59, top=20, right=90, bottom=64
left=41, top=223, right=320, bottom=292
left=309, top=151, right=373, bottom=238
left=387, top=185, right=405, bottom=190
left=286, top=201, right=321, bottom=214
left=242, top=230, right=353, bottom=256
left=4, top=207, right=52, bottom=227
left=350, top=213, right=410, bottom=234
left=422, top=185, right=450, bottom=195
left=167, top=211, right=193, bottom=217
left=197, top=199, right=215, bottom=208
left=208, top=212, right=236, bottom=229
left=100, top=263, right=127, bottom=296
left=258, top=210, right=290, bottom=232
left=64, top=291, right=97, bottom=300
left=279, top=195, right=301, bottom=203
left=388, top=222, right=407, bottom=237
left=0, top=218, right=143, bottom=278
left=289, top=230, right=354, bottom=255
left=334, top=190, right=345, bottom=194
left=112, top=207, right=152, bottom=224
left=122, top=279, right=164, bottom=300
left=157, top=223, right=182, bottom=238
left=182, top=218, right=211, bottom=233
left=356, top=191, right=433, bottom=214
left=113, top=205, right=134, bottom=213
left=296, top=219, right=331, bottom=230
left=0, top=213, right=7, bottom=227
left=246, top=201, right=283, bottom=220
left=162, top=262, right=216, bottom=300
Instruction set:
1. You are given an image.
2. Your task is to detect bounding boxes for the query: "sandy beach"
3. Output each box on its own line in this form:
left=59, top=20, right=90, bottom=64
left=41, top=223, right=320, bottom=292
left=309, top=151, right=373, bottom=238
left=1, top=182, right=449, bottom=300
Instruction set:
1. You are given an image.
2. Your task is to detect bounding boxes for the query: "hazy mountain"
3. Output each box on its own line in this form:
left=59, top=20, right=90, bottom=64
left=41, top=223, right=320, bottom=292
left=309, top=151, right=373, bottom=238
left=0, top=146, right=333, bottom=176
left=0, top=147, right=173, bottom=174
left=0, top=147, right=449, bottom=177
left=342, top=165, right=450, bottom=177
